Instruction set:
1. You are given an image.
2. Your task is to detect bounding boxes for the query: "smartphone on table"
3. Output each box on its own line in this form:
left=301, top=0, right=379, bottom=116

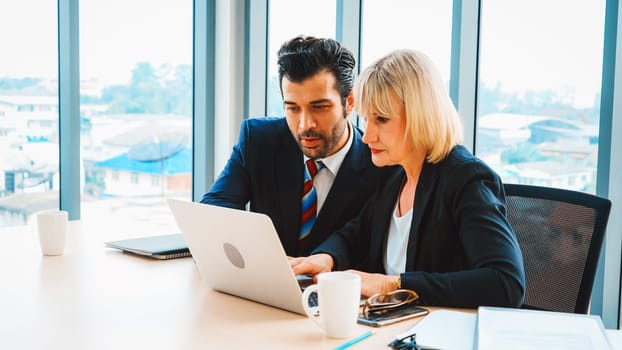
left=357, top=304, right=429, bottom=327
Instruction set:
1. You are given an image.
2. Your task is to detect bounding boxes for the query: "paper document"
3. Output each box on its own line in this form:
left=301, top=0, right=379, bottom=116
left=606, top=329, right=622, bottom=349
left=477, top=306, right=612, bottom=350
left=394, top=310, right=476, bottom=350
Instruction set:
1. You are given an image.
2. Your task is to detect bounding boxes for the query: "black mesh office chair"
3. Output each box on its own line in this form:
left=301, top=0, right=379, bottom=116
left=503, top=184, right=611, bottom=314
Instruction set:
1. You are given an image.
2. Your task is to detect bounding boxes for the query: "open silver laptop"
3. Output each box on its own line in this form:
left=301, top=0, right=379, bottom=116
left=167, top=198, right=309, bottom=315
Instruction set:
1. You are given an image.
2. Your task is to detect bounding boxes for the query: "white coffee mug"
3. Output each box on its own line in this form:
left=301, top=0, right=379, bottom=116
left=301, top=271, right=361, bottom=338
left=37, top=210, right=68, bottom=256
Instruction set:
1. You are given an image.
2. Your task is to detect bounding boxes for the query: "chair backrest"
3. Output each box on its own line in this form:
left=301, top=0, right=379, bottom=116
left=503, top=184, right=611, bottom=314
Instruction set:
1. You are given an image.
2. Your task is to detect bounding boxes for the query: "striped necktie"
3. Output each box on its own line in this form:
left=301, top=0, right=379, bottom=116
left=299, top=159, right=324, bottom=243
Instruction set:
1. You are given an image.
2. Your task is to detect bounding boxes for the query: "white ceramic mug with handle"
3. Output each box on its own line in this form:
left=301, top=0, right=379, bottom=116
left=301, top=271, right=361, bottom=338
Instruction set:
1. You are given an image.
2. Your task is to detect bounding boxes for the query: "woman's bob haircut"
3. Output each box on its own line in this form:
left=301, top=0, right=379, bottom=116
left=354, top=49, right=463, bottom=163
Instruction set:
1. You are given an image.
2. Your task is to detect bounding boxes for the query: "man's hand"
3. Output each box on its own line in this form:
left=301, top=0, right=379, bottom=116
left=289, top=253, right=334, bottom=280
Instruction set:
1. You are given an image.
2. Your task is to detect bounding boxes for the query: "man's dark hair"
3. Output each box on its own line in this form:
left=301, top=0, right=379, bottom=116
left=277, top=35, right=356, bottom=105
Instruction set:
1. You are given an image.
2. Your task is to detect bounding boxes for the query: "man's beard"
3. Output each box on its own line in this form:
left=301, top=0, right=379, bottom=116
left=298, top=115, right=347, bottom=159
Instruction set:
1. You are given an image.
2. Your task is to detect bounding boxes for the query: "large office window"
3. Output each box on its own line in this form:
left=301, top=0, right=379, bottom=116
left=476, top=0, right=606, bottom=194
left=360, top=0, right=452, bottom=82
left=0, top=1, right=59, bottom=227
left=265, top=0, right=336, bottom=117
left=358, top=0, right=452, bottom=129
left=79, top=0, right=193, bottom=234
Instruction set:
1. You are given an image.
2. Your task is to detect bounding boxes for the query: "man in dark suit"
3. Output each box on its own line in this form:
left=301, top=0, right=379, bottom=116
left=201, top=36, right=392, bottom=256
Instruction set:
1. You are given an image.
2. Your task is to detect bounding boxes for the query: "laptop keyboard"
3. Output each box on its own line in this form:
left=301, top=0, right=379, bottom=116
left=297, top=275, right=319, bottom=308
left=307, top=291, right=318, bottom=307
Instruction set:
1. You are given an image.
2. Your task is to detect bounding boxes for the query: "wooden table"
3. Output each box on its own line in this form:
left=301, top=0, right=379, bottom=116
left=0, top=221, right=439, bottom=349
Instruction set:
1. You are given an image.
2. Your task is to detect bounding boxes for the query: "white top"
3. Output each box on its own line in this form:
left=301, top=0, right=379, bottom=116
left=304, top=121, right=354, bottom=213
left=384, top=200, right=413, bottom=275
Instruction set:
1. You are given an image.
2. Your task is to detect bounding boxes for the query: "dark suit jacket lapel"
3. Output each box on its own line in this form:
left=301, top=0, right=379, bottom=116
left=273, top=123, right=304, bottom=254
left=405, top=161, right=440, bottom=269
left=304, top=128, right=368, bottom=250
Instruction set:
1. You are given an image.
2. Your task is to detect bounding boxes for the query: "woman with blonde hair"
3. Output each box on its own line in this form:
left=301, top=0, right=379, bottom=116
left=290, top=49, right=525, bottom=308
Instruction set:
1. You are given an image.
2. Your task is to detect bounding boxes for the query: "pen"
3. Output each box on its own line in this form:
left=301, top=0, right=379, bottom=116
left=334, top=330, right=376, bottom=350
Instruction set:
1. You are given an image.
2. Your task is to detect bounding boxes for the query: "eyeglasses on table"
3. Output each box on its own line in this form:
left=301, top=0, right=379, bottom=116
left=361, top=288, right=418, bottom=318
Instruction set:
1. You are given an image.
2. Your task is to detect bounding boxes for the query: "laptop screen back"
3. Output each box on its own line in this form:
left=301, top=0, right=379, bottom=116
left=167, top=199, right=306, bottom=314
